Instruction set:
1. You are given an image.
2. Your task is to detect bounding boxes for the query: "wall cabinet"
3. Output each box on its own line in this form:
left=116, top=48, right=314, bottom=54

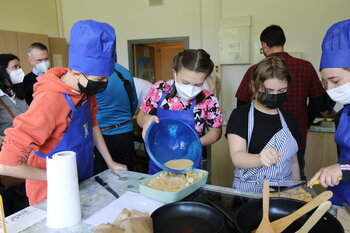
left=16, top=32, right=50, bottom=73
left=0, top=30, right=20, bottom=57
left=0, top=30, right=67, bottom=74
left=210, top=126, right=234, bottom=187
left=304, top=131, right=338, bottom=193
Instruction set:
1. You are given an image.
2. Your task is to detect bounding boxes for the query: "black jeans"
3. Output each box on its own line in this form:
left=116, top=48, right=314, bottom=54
left=297, top=149, right=306, bottom=180
left=93, top=131, right=135, bottom=175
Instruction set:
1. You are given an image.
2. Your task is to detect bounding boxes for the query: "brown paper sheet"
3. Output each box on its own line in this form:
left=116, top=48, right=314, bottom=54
left=94, top=209, right=153, bottom=233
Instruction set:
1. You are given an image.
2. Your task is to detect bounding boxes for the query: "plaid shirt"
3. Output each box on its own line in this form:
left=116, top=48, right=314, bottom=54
left=235, top=52, right=325, bottom=150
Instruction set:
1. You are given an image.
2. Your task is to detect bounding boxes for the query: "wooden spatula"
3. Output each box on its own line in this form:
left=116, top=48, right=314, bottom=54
left=271, top=191, right=333, bottom=233
left=255, top=180, right=275, bottom=233
left=295, top=201, right=331, bottom=233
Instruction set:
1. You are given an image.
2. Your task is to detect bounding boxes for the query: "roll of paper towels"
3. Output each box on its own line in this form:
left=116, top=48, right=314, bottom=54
left=46, top=151, right=81, bottom=228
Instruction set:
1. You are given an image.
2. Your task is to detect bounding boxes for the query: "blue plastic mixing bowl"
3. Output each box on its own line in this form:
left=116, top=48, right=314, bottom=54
left=145, top=118, right=202, bottom=174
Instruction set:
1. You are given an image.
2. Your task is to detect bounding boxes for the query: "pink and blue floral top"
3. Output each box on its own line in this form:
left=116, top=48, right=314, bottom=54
left=140, top=80, right=223, bottom=136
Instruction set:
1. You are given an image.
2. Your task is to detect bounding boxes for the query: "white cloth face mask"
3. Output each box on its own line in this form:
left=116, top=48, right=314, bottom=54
left=35, top=61, right=50, bottom=73
left=9, top=68, right=25, bottom=84
left=327, top=82, right=350, bottom=105
left=174, top=78, right=203, bottom=101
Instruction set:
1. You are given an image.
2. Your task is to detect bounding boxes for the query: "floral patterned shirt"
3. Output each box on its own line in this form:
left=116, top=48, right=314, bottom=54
left=140, top=80, right=223, bottom=136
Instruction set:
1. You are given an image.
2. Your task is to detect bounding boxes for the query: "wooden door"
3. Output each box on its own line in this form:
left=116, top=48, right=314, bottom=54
left=133, top=41, right=185, bottom=83
left=157, top=42, right=184, bottom=81
left=133, top=44, right=156, bottom=83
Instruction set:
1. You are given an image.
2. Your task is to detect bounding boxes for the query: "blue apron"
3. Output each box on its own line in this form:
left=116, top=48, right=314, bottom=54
left=328, top=104, right=350, bottom=205
left=148, top=84, right=199, bottom=174
left=34, top=94, right=94, bottom=182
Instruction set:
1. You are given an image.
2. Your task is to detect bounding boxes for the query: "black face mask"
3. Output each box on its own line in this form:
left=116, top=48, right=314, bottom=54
left=261, top=92, right=288, bottom=109
left=78, top=74, right=108, bottom=95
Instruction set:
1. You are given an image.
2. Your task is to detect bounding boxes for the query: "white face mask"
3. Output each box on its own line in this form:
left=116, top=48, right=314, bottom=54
left=9, top=69, right=25, bottom=84
left=174, top=78, right=203, bottom=101
left=35, top=61, right=50, bottom=73
left=327, top=82, right=350, bottom=105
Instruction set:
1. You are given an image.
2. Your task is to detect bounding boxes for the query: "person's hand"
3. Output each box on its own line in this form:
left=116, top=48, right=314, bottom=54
left=308, top=164, right=342, bottom=187
left=142, top=115, right=159, bottom=139
left=107, top=161, right=128, bottom=171
left=259, top=147, right=281, bottom=167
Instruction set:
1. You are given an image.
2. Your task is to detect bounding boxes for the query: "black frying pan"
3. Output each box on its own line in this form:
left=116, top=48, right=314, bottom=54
left=151, top=201, right=225, bottom=233
left=235, top=197, right=344, bottom=233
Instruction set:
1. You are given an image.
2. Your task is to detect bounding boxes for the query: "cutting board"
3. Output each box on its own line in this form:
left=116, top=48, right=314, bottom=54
left=337, top=208, right=350, bottom=233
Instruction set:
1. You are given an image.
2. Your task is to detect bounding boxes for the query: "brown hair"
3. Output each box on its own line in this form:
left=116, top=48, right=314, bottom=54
left=250, top=56, right=291, bottom=102
left=167, top=49, right=214, bottom=103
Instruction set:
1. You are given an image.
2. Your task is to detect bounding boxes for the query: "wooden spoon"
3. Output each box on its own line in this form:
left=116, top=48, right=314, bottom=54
left=295, top=201, right=331, bottom=233
left=255, top=180, right=275, bottom=233
left=271, top=191, right=333, bottom=233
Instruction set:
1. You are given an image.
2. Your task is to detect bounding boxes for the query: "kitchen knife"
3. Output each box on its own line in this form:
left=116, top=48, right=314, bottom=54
left=270, top=180, right=307, bottom=193
left=309, top=177, right=342, bottom=188
left=95, top=176, right=119, bottom=198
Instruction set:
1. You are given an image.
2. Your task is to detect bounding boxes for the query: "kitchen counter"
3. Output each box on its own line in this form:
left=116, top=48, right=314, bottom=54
left=13, top=169, right=349, bottom=233
left=15, top=170, right=260, bottom=233
left=308, top=119, right=335, bottom=133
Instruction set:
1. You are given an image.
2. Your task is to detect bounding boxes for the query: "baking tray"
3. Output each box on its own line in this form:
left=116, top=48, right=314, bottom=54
left=139, top=169, right=208, bottom=203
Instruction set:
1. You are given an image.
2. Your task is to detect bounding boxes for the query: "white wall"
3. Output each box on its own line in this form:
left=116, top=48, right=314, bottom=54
left=218, top=0, right=350, bottom=118
left=60, top=0, right=204, bottom=68
left=0, top=0, right=59, bottom=37
left=1, top=1, right=348, bottom=75
left=58, top=0, right=350, bottom=116
left=221, top=0, right=350, bottom=67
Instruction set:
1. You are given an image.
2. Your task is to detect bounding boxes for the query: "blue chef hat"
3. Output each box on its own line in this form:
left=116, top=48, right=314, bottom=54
left=320, top=19, right=350, bottom=69
left=68, top=19, right=116, bottom=76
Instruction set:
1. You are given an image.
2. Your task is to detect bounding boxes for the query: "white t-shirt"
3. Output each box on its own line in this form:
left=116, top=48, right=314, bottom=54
left=133, top=77, right=153, bottom=108
left=203, top=80, right=210, bottom=91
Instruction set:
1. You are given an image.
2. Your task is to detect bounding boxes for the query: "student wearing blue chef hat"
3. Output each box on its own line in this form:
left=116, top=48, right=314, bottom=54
left=308, top=19, right=350, bottom=206
left=0, top=19, right=127, bottom=205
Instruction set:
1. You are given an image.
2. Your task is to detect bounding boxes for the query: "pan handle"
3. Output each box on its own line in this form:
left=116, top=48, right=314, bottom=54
left=205, top=196, right=237, bottom=228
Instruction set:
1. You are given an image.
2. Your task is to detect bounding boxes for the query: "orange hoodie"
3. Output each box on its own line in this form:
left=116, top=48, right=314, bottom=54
left=0, top=67, right=98, bottom=205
